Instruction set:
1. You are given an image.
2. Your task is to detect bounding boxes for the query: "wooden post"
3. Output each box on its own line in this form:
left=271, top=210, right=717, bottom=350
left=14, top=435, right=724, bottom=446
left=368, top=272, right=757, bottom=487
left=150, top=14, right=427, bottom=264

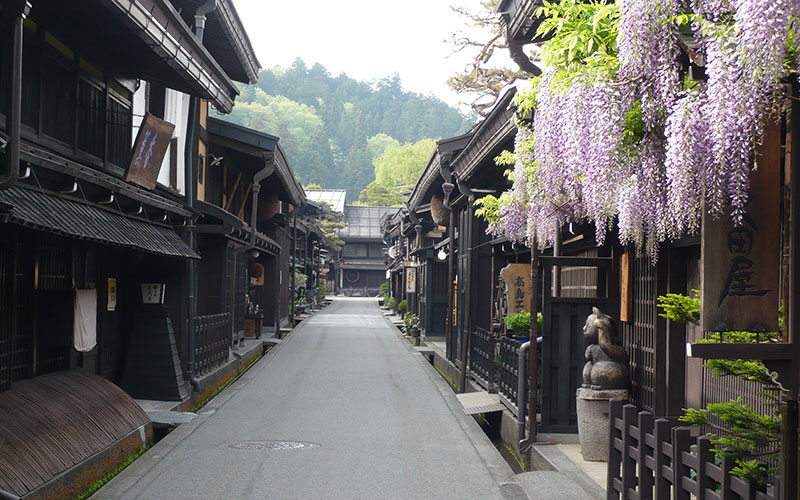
left=653, top=418, right=675, bottom=500
left=696, top=436, right=715, bottom=500
left=672, top=427, right=692, bottom=500
left=780, top=399, right=799, bottom=500
left=638, top=411, right=655, bottom=500
left=622, top=405, right=638, bottom=498
left=446, top=203, right=455, bottom=360
left=608, top=400, right=623, bottom=500
left=720, top=455, right=733, bottom=499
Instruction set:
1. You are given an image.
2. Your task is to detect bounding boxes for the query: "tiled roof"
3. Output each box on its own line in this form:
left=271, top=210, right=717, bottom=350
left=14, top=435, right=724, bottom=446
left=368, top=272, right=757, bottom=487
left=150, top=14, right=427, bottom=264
left=339, top=205, right=394, bottom=240
left=0, top=186, right=199, bottom=259
left=305, top=190, right=347, bottom=213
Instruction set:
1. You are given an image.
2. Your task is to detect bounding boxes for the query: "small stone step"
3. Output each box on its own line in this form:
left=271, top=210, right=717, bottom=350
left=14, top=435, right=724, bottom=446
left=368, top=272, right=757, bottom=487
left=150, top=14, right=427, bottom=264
left=147, top=410, right=197, bottom=428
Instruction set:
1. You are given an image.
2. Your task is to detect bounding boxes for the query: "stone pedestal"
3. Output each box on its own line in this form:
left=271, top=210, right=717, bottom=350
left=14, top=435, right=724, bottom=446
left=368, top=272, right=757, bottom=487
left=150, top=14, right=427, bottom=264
left=576, top=388, right=628, bottom=461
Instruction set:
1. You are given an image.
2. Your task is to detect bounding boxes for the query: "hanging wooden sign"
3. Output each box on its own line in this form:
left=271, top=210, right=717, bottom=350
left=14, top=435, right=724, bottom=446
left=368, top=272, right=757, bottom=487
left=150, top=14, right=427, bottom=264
left=620, top=253, right=633, bottom=323
left=701, top=119, right=781, bottom=332
left=500, top=263, right=532, bottom=315
left=405, top=267, right=417, bottom=294
left=125, top=113, right=175, bottom=190
left=107, top=277, right=117, bottom=312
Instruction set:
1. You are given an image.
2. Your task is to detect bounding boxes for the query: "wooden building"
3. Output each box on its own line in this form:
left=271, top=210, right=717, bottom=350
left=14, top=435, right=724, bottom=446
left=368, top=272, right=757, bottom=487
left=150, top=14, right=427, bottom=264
left=381, top=208, right=406, bottom=309
left=197, top=117, right=304, bottom=356
left=0, top=0, right=261, bottom=497
left=406, top=135, right=472, bottom=343
left=338, top=205, right=392, bottom=297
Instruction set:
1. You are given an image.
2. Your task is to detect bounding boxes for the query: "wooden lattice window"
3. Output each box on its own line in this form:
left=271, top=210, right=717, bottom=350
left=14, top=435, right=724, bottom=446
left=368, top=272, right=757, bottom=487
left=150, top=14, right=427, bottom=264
left=620, top=255, right=658, bottom=413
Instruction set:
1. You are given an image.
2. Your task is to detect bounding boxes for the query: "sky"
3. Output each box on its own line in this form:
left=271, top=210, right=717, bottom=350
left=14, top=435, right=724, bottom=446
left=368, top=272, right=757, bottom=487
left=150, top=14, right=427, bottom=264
left=233, top=0, right=499, bottom=109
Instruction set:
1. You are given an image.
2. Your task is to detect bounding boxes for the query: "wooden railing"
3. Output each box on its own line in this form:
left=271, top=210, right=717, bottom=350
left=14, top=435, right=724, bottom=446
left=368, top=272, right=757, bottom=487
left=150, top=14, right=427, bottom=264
left=607, top=400, right=778, bottom=500
left=470, top=327, right=494, bottom=390
left=194, top=313, right=231, bottom=376
left=497, top=337, right=523, bottom=414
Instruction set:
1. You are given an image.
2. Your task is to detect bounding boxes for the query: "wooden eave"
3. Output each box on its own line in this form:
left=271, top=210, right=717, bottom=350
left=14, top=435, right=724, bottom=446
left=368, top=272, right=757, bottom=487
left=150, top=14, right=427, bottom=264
left=407, top=133, right=472, bottom=211
left=497, top=0, right=545, bottom=42
left=171, top=0, right=260, bottom=83
left=19, top=138, right=192, bottom=217
left=206, top=118, right=303, bottom=206
left=453, top=88, right=518, bottom=183
left=102, top=0, right=240, bottom=112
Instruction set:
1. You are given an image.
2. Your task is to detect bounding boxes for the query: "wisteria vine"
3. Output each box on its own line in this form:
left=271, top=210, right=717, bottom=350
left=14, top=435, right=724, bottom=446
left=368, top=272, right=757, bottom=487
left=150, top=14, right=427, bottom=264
left=482, top=0, right=800, bottom=261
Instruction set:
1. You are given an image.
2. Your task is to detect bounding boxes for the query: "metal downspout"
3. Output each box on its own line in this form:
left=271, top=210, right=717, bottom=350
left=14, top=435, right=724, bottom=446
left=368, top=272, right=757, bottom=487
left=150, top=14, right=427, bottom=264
left=186, top=0, right=217, bottom=390
left=248, top=156, right=275, bottom=249
left=527, top=244, right=540, bottom=450
left=517, top=340, right=531, bottom=449
left=0, top=1, right=30, bottom=191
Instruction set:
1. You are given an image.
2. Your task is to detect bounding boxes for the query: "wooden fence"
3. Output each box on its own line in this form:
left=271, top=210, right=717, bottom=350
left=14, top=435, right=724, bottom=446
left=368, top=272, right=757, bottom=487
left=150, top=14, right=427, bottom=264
left=607, top=400, right=778, bottom=500
left=470, top=327, right=494, bottom=390
left=497, top=337, right=523, bottom=415
left=194, top=313, right=231, bottom=375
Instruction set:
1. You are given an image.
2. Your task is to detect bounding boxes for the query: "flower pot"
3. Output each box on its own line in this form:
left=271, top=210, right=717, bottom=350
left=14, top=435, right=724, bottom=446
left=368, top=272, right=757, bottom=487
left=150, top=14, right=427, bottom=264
left=410, top=328, right=420, bottom=338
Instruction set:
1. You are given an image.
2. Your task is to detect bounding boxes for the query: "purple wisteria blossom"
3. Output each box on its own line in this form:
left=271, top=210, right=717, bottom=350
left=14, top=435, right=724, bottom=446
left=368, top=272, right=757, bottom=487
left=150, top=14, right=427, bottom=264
left=664, top=87, right=711, bottom=237
left=493, top=0, right=797, bottom=261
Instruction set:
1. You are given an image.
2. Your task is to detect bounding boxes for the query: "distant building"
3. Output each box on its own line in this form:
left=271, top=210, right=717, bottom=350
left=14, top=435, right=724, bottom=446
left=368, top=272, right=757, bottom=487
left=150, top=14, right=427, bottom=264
left=305, top=189, right=347, bottom=213
left=338, top=205, right=393, bottom=296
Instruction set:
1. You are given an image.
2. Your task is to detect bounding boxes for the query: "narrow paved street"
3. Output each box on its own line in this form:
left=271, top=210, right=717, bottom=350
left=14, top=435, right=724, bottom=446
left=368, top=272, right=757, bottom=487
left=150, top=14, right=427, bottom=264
left=97, top=298, right=526, bottom=500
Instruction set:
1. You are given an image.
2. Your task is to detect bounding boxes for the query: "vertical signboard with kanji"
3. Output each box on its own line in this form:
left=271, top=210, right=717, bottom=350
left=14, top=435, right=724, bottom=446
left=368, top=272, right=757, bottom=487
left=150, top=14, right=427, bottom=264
left=701, top=120, right=780, bottom=332
left=500, top=264, right=532, bottom=315
left=125, top=113, right=175, bottom=190
left=406, top=267, right=417, bottom=294
left=107, top=278, right=117, bottom=312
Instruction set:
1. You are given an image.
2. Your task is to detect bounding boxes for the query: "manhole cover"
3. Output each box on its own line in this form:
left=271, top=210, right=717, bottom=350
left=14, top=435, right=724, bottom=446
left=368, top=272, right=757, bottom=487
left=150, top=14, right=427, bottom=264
left=224, top=440, right=320, bottom=451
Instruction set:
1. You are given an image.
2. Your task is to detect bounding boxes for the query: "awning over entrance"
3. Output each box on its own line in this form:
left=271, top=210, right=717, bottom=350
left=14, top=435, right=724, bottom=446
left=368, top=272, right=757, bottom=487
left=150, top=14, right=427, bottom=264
left=0, top=186, right=199, bottom=259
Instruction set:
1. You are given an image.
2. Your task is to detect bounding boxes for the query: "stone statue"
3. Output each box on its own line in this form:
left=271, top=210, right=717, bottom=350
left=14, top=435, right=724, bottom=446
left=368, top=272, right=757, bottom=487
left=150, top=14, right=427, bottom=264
left=582, top=307, right=628, bottom=391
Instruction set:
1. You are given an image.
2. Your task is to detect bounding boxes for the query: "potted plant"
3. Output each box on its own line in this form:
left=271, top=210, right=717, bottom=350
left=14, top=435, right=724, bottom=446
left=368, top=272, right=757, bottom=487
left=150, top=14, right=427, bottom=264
left=397, top=299, right=407, bottom=315
left=504, top=311, right=543, bottom=341
left=505, top=311, right=531, bottom=340
left=404, top=312, right=420, bottom=338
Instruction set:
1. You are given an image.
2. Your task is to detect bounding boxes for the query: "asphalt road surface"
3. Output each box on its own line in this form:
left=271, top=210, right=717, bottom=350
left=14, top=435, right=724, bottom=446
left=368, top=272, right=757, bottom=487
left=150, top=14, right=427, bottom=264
left=97, top=298, right=525, bottom=500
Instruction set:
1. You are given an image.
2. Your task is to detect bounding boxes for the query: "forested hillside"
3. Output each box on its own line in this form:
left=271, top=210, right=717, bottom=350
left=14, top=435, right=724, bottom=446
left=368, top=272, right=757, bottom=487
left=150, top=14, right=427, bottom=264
left=216, top=59, right=473, bottom=200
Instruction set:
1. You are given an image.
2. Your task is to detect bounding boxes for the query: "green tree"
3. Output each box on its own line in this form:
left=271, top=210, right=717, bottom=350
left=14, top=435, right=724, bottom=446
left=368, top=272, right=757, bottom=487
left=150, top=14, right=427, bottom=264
left=222, top=59, right=472, bottom=197
left=366, top=133, right=400, bottom=161
left=373, top=138, right=437, bottom=191
left=358, top=181, right=405, bottom=206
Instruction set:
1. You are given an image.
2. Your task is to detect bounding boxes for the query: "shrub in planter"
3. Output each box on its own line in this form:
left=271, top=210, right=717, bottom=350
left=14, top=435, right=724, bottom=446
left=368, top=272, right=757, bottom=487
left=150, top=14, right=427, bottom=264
left=503, top=311, right=544, bottom=338
left=386, top=297, right=396, bottom=309
left=505, top=311, right=531, bottom=337
left=403, top=312, right=420, bottom=335
left=398, top=299, right=407, bottom=315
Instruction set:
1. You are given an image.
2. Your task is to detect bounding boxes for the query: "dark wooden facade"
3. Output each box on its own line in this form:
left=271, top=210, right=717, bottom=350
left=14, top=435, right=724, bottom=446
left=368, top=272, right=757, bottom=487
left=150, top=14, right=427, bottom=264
left=0, top=0, right=263, bottom=496
left=338, top=205, right=392, bottom=297
left=199, top=117, right=304, bottom=341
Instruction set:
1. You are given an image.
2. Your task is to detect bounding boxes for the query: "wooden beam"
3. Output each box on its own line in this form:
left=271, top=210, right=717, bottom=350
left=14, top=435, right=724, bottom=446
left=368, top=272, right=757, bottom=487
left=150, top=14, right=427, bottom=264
left=539, top=256, right=613, bottom=268
left=686, top=342, right=793, bottom=360
left=224, top=171, right=243, bottom=212
left=237, top=183, right=252, bottom=220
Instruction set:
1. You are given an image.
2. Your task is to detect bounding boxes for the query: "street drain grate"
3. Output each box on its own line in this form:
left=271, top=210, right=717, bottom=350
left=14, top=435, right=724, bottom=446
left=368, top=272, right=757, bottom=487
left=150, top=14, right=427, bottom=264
left=224, top=440, right=320, bottom=451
